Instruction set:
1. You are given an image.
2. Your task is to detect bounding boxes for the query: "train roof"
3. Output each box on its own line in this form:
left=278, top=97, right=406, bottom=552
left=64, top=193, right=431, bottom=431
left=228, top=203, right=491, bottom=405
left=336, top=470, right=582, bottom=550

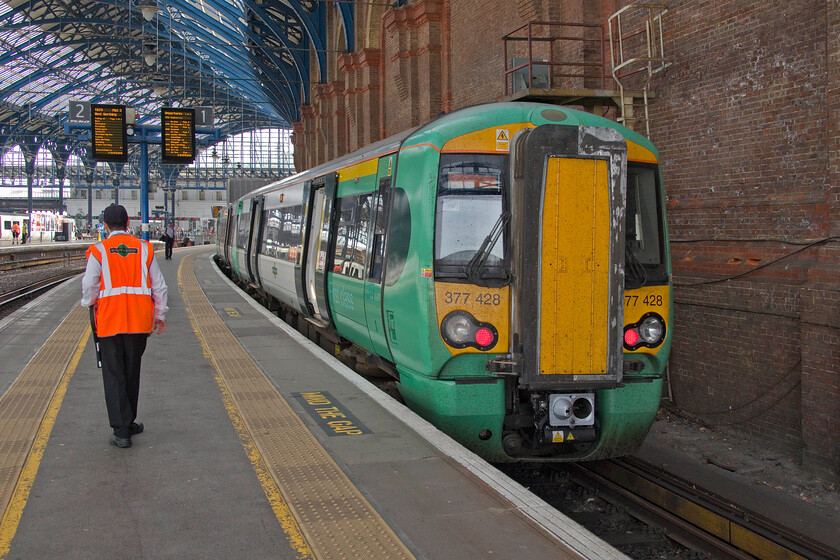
left=233, top=102, right=658, bottom=205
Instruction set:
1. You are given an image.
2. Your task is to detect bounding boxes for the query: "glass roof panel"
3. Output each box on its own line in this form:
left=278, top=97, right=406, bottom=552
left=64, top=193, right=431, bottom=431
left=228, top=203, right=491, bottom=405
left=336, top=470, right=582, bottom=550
left=0, top=0, right=313, bottom=142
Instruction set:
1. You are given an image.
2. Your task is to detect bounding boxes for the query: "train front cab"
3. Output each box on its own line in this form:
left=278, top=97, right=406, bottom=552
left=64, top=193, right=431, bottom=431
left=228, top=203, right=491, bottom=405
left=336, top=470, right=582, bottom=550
left=396, top=109, right=671, bottom=462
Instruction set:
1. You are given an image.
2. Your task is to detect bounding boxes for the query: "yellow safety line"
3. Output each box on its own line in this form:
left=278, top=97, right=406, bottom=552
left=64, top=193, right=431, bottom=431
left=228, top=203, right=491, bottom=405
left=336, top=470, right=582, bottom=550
left=0, top=326, right=90, bottom=559
left=178, top=256, right=315, bottom=560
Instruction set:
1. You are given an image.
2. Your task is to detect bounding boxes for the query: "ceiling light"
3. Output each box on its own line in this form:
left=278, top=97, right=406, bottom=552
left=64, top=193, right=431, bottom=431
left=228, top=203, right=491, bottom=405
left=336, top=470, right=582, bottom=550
left=136, top=0, right=158, bottom=22
left=143, top=41, right=157, bottom=66
left=151, top=81, right=169, bottom=96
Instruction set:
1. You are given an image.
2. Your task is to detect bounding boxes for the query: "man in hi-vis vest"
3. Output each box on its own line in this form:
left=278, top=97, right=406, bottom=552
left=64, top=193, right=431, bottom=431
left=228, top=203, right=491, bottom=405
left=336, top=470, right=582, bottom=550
left=81, top=204, right=168, bottom=448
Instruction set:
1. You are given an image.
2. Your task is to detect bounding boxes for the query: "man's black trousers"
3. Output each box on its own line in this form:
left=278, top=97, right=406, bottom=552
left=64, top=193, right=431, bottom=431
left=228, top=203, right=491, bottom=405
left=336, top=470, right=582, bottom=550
left=99, top=333, right=148, bottom=438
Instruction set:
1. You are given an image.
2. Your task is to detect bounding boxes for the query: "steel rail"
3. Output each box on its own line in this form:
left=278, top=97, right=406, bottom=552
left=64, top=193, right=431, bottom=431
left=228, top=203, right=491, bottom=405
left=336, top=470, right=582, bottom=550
left=577, top=457, right=839, bottom=560
left=0, top=254, right=86, bottom=272
left=0, top=272, right=79, bottom=309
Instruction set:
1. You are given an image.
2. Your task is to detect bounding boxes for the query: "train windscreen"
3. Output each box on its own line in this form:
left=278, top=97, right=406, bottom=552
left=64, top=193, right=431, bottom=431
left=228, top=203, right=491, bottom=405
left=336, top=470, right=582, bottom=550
left=434, top=154, right=510, bottom=286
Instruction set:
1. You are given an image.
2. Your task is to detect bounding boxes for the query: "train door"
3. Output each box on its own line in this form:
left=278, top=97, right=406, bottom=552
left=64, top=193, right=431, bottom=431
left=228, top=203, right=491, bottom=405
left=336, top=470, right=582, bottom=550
left=509, top=125, right=626, bottom=389
left=300, top=173, right=337, bottom=324
left=223, top=206, right=234, bottom=264
left=363, top=158, right=395, bottom=360
left=247, top=196, right=263, bottom=284
left=231, top=201, right=245, bottom=278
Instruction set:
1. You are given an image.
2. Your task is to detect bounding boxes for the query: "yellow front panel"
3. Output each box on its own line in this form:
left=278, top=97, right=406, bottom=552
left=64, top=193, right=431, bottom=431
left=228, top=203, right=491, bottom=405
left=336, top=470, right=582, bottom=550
left=540, top=157, right=610, bottom=375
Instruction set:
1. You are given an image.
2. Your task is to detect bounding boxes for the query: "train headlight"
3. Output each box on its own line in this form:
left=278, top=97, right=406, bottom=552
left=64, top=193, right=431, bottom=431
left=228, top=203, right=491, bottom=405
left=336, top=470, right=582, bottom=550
left=440, top=310, right=498, bottom=351
left=639, top=316, right=664, bottom=344
left=623, top=312, right=666, bottom=350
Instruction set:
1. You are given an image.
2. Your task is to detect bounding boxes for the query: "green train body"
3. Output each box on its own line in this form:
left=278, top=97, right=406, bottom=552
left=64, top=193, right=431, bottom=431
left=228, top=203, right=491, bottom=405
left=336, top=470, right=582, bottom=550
left=216, top=102, right=672, bottom=462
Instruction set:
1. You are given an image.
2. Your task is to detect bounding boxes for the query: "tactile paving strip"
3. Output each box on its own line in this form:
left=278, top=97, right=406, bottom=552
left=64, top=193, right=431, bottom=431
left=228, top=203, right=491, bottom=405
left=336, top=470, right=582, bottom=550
left=0, top=305, right=89, bottom=524
left=180, top=255, right=414, bottom=560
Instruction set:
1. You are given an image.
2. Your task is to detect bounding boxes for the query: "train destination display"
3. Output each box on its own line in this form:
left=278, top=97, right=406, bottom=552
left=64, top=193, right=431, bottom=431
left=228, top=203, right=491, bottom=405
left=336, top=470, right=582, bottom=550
left=161, top=107, right=196, bottom=164
left=90, top=104, right=128, bottom=162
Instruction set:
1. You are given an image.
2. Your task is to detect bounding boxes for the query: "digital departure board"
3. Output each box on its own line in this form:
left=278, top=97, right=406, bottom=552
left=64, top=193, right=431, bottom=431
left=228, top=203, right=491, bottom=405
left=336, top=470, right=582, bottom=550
left=161, top=107, right=196, bottom=164
left=90, top=104, right=128, bottom=162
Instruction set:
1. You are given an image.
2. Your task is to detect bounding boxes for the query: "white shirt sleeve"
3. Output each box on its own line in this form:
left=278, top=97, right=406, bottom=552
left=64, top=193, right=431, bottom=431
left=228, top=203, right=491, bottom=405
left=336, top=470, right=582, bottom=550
left=148, top=255, right=169, bottom=321
left=80, top=253, right=102, bottom=308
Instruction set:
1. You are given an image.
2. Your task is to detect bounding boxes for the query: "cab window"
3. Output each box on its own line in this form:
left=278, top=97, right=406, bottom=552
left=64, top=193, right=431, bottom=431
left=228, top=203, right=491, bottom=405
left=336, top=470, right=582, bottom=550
left=626, top=164, right=668, bottom=286
left=434, top=154, right=509, bottom=286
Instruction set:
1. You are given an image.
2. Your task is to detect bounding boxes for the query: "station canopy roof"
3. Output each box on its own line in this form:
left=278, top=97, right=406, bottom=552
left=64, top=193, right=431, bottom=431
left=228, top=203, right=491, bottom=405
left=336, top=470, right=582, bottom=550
left=0, top=0, right=352, bottom=159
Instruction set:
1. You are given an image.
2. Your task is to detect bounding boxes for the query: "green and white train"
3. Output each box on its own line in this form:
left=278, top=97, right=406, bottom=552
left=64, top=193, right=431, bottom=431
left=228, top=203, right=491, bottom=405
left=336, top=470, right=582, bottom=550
left=216, top=102, right=672, bottom=462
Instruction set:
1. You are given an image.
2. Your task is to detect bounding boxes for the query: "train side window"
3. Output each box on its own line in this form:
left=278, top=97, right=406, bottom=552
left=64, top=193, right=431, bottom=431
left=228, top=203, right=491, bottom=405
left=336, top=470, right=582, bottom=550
left=333, top=194, right=372, bottom=280
left=280, top=205, right=304, bottom=263
left=259, top=205, right=303, bottom=263
left=384, top=187, right=410, bottom=286
left=260, top=208, right=281, bottom=258
left=236, top=211, right=250, bottom=250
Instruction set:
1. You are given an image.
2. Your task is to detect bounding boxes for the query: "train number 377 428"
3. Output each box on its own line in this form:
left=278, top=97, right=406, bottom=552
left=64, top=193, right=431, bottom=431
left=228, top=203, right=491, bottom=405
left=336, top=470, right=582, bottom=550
left=444, top=292, right=501, bottom=305
left=625, top=294, right=663, bottom=306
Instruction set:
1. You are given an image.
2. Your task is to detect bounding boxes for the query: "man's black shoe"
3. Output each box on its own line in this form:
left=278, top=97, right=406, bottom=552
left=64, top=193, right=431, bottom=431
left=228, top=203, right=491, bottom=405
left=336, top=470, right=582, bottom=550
left=110, top=434, right=131, bottom=448
left=130, top=422, right=144, bottom=435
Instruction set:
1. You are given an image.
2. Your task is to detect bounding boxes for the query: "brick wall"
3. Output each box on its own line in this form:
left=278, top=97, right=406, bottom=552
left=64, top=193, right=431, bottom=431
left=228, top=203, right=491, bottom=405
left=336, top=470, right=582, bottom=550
left=448, top=0, right=525, bottom=108
left=649, top=0, right=839, bottom=477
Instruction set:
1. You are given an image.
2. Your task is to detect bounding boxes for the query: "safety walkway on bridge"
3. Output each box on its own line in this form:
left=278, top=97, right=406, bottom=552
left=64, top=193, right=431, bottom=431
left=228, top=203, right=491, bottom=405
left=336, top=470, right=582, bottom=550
left=0, top=245, right=624, bottom=560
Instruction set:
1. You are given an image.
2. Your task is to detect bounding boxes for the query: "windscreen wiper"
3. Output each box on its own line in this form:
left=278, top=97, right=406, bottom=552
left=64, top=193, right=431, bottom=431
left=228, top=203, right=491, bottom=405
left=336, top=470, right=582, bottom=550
left=467, top=210, right=510, bottom=285
left=625, top=244, right=648, bottom=289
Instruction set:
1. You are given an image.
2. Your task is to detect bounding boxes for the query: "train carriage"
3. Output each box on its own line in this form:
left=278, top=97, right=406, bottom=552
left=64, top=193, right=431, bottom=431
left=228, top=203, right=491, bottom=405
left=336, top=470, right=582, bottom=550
left=216, top=102, right=672, bottom=462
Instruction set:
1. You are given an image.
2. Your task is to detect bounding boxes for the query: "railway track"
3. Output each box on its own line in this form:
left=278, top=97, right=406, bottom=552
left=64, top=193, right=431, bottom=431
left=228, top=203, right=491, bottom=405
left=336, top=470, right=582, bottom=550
left=500, top=457, right=839, bottom=560
left=581, top=457, right=840, bottom=560
left=0, top=244, right=88, bottom=271
left=0, top=271, right=80, bottom=318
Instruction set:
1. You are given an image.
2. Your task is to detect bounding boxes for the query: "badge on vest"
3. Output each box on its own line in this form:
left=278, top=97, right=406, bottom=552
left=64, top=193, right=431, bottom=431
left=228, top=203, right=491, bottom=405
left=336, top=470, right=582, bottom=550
left=109, top=244, right=139, bottom=257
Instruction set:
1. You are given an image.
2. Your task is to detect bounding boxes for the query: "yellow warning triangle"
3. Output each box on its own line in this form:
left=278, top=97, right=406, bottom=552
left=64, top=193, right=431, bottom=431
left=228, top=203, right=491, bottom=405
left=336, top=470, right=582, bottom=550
left=497, top=130, right=509, bottom=140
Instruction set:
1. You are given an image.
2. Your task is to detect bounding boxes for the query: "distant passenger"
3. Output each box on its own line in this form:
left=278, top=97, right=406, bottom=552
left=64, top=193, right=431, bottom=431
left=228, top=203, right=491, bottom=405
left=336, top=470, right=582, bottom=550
left=80, top=204, right=168, bottom=448
left=163, top=222, right=175, bottom=260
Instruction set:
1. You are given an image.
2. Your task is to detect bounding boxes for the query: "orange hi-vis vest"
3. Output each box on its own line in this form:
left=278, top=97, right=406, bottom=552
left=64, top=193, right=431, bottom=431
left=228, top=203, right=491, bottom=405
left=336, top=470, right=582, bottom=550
left=87, top=234, right=155, bottom=337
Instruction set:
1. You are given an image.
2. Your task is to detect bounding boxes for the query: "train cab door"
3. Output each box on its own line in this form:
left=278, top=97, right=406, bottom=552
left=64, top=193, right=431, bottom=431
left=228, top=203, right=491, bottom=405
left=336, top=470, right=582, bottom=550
left=300, top=173, right=337, bottom=325
left=231, top=201, right=245, bottom=278
left=246, top=196, right=263, bottom=284
left=220, top=206, right=231, bottom=263
left=363, top=162, right=395, bottom=361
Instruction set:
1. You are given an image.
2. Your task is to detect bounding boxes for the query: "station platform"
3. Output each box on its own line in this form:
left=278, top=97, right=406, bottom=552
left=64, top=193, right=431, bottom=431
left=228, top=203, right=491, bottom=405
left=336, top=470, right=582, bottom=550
left=0, top=245, right=625, bottom=560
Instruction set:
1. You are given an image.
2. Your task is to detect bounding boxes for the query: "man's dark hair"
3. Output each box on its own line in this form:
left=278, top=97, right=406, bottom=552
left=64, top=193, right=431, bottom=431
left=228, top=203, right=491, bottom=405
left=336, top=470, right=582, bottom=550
left=103, top=204, right=129, bottom=228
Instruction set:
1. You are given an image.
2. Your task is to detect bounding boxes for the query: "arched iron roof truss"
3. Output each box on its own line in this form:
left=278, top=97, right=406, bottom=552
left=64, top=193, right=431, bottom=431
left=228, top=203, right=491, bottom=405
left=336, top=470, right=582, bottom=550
left=0, top=0, right=353, bottom=160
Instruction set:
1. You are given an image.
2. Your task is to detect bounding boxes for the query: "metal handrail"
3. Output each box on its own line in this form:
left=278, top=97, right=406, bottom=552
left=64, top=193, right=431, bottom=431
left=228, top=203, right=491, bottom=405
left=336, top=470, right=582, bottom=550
left=503, top=21, right=612, bottom=94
